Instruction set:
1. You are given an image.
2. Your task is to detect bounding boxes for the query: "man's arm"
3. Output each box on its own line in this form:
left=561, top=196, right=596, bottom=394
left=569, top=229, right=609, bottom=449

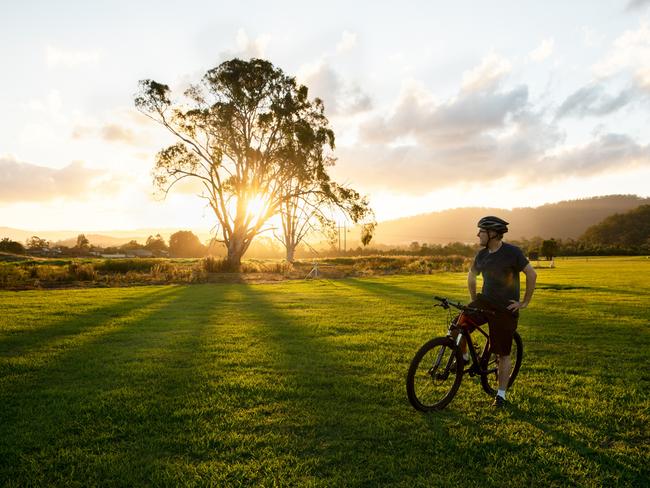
left=507, top=263, right=537, bottom=311
left=467, top=269, right=478, bottom=302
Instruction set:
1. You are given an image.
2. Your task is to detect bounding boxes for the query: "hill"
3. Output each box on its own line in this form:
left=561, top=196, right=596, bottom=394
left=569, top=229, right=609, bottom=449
left=580, top=204, right=650, bottom=247
left=371, top=195, right=650, bottom=245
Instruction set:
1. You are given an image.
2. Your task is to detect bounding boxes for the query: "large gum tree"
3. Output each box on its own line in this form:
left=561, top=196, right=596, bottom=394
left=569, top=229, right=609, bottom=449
left=135, top=58, right=337, bottom=269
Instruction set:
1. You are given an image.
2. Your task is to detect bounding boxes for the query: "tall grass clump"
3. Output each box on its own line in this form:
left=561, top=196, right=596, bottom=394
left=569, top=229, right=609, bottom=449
left=0, top=263, right=28, bottom=287
left=203, top=256, right=232, bottom=273
left=152, top=262, right=207, bottom=283
left=67, top=262, right=97, bottom=281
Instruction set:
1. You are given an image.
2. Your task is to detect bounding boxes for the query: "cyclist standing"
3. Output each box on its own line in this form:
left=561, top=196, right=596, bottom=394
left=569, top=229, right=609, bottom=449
left=467, top=216, right=537, bottom=407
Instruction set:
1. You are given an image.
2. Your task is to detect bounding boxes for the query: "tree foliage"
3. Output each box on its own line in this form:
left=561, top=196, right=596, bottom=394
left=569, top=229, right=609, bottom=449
left=75, top=234, right=90, bottom=250
left=169, top=231, right=205, bottom=258
left=135, top=58, right=341, bottom=269
left=580, top=204, right=650, bottom=247
left=145, top=234, right=168, bottom=254
left=540, top=239, right=559, bottom=260
left=26, top=236, right=49, bottom=251
left=0, top=238, right=25, bottom=254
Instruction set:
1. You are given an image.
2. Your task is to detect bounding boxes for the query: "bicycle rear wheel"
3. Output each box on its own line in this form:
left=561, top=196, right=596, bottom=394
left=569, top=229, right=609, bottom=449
left=406, top=337, right=463, bottom=411
left=480, top=330, right=523, bottom=397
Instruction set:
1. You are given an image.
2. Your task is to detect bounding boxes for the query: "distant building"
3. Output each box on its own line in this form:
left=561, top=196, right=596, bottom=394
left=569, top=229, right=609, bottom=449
left=125, top=249, right=154, bottom=258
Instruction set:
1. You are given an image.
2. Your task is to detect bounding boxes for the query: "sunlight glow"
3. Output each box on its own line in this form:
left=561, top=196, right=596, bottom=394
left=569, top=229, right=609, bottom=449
left=245, top=194, right=271, bottom=222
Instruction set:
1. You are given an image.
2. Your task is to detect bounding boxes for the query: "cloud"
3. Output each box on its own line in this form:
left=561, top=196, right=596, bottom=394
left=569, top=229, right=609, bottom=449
left=593, top=20, right=650, bottom=90
left=541, top=133, right=650, bottom=176
left=297, top=60, right=372, bottom=115
left=556, top=84, right=638, bottom=118
left=0, top=156, right=111, bottom=202
left=71, top=108, right=152, bottom=145
left=360, top=79, right=532, bottom=147
left=528, top=38, right=555, bottom=62
left=346, top=76, right=565, bottom=192
left=100, top=124, right=138, bottom=144
left=339, top=128, right=648, bottom=194
left=336, top=31, right=358, bottom=53
left=626, top=0, right=650, bottom=11
left=218, top=29, right=271, bottom=61
left=337, top=52, right=650, bottom=193
left=460, top=52, right=511, bottom=93
left=71, top=123, right=142, bottom=144
left=46, top=45, right=101, bottom=67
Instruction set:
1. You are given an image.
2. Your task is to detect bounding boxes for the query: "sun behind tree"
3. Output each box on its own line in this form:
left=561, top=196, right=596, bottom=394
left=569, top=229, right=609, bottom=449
left=135, top=58, right=359, bottom=270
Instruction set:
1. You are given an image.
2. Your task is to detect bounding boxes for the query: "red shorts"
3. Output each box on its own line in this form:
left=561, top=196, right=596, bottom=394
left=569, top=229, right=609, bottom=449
left=467, top=295, right=518, bottom=356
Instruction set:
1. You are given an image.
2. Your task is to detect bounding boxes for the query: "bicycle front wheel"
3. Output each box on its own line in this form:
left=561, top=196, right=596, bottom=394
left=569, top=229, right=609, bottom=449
left=406, top=337, right=463, bottom=411
left=480, top=330, right=523, bottom=397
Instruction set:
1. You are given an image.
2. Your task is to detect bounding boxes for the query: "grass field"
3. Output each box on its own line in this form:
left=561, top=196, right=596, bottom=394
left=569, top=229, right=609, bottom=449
left=1, top=257, right=648, bottom=486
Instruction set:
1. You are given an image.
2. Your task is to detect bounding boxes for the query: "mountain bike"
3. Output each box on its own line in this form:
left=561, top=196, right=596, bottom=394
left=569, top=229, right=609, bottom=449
left=406, top=296, right=523, bottom=411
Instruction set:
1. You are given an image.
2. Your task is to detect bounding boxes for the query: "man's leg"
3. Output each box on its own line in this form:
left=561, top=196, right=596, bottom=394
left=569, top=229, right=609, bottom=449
left=490, top=310, right=516, bottom=407
left=497, top=354, right=511, bottom=392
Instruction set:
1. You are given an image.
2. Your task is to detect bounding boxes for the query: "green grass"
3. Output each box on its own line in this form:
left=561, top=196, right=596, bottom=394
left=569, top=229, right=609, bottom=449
left=0, top=257, right=648, bottom=486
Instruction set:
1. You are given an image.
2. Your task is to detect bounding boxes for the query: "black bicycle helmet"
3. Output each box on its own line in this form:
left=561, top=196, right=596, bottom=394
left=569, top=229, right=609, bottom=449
left=477, top=216, right=509, bottom=234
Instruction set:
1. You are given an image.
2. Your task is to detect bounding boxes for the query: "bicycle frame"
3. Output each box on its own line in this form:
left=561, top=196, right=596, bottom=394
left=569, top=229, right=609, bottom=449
left=447, top=315, right=496, bottom=377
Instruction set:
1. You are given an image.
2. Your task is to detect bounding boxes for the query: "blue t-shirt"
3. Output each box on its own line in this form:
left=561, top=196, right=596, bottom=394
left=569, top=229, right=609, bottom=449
left=471, top=242, right=529, bottom=308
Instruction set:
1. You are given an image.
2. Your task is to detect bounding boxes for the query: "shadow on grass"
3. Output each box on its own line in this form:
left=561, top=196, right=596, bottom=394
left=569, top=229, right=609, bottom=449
left=231, top=284, right=504, bottom=485
left=0, top=287, right=179, bottom=362
left=0, top=285, right=230, bottom=485
left=506, top=394, right=647, bottom=485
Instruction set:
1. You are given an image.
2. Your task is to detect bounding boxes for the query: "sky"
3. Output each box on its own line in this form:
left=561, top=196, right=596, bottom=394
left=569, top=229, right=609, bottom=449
left=1, top=0, right=650, bottom=232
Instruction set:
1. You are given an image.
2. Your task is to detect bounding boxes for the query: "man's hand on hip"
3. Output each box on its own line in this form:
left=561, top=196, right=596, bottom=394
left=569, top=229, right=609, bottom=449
left=507, top=300, right=528, bottom=312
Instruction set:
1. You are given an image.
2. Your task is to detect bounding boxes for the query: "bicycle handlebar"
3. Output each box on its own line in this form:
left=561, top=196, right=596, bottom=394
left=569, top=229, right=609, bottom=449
left=433, top=296, right=494, bottom=315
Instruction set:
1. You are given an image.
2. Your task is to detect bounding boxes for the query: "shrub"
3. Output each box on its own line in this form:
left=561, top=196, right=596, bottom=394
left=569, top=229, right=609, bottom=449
left=0, top=264, right=29, bottom=286
left=95, top=259, right=160, bottom=273
left=67, top=262, right=97, bottom=281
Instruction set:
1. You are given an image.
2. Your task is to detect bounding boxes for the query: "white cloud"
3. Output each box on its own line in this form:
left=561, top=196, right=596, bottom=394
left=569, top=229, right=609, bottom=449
left=218, top=29, right=271, bottom=61
left=70, top=108, right=157, bottom=146
left=556, top=84, right=639, bottom=119
left=0, top=156, right=113, bottom=202
left=461, top=52, right=512, bottom=93
left=361, top=79, right=533, bottom=147
left=343, top=59, right=650, bottom=193
left=626, top=0, right=650, bottom=11
left=541, top=133, right=650, bottom=176
left=593, top=20, right=650, bottom=89
left=46, top=45, right=101, bottom=68
left=528, top=38, right=554, bottom=62
left=336, top=31, right=358, bottom=53
left=297, top=60, right=372, bottom=115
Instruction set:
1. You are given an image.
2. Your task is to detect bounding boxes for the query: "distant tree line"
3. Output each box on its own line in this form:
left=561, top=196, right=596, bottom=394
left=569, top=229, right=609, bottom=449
left=510, top=205, right=650, bottom=258
left=0, top=231, right=213, bottom=258
left=3, top=205, right=648, bottom=260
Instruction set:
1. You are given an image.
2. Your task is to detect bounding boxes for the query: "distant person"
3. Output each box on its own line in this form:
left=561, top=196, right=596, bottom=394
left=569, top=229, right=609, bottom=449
left=466, top=216, right=537, bottom=408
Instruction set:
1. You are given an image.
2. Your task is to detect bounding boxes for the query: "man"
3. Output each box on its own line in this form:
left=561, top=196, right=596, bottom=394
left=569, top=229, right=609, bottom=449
left=467, top=216, right=537, bottom=408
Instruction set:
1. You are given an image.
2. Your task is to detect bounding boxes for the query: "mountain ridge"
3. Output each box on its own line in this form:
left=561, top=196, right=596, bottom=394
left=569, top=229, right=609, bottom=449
left=371, top=194, right=650, bottom=244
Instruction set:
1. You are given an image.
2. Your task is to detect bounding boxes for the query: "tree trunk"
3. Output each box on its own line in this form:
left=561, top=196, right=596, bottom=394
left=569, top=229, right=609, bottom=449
left=286, top=243, right=296, bottom=263
left=226, top=231, right=247, bottom=271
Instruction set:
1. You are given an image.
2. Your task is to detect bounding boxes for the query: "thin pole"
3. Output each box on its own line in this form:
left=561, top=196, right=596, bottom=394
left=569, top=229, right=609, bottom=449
left=338, top=223, right=341, bottom=253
